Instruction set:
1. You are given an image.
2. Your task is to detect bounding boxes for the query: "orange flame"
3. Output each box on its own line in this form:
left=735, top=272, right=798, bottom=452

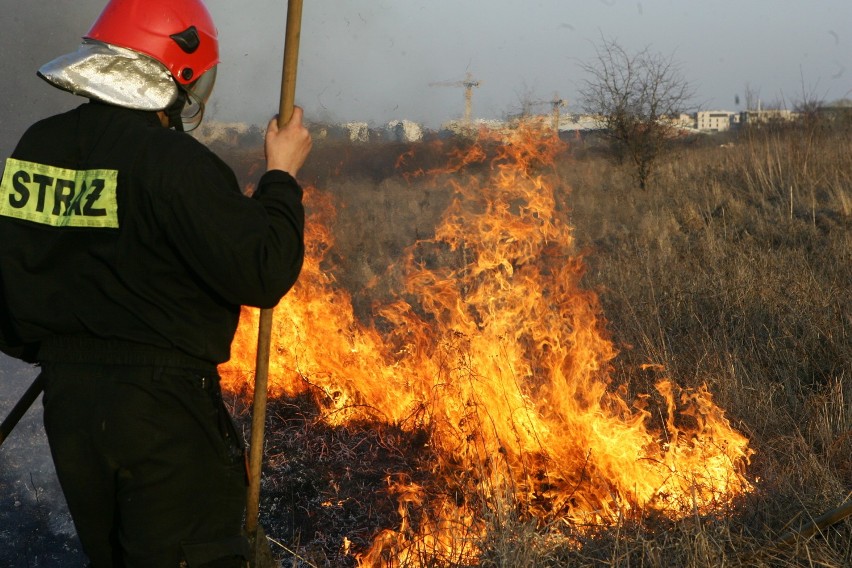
left=220, top=123, right=753, bottom=565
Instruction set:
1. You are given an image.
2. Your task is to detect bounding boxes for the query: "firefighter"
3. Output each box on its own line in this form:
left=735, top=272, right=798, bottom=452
left=0, top=0, right=311, bottom=566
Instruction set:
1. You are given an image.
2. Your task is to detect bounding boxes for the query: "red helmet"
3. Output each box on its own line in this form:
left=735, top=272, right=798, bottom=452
left=85, top=0, right=219, bottom=86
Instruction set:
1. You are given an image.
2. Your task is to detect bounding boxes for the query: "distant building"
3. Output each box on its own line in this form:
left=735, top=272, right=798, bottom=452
left=440, top=118, right=507, bottom=137
left=815, top=102, right=852, bottom=123
left=193, top=121, right=257, bottom=146
left=675, top=113, right=696, bottom=129
left=343, top=121, right=370, bottom=142
left=696, top=110, right=739, bottom=132
left=557, top=114, right=605, bottom=131
left=385, top=120, right=423, bottom=142
left=740, top=109, right=796, bottom=125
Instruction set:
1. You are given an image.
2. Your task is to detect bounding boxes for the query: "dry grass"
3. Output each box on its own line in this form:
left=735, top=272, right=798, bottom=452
left=556, top=120, right=851, bottom=567
left=223, top=119, right=851, bottom=567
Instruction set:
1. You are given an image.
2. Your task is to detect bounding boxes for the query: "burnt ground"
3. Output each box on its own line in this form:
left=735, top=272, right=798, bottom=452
left=0, top=355, right=86, bottom=567
left=226, top=389, right=447, bottom=568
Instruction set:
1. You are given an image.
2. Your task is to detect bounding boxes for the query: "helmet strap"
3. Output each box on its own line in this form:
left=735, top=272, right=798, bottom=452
left=166, top=89, right=188, bottom=132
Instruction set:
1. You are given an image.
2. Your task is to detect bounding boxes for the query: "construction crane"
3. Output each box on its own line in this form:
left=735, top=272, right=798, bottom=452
left=429, top=72, right=481, bottom=126
left=530, top=93, right=567, bottom=134
left=547, top=95, right=567, bottom=133
left=517, top=93, right=567, bottom=134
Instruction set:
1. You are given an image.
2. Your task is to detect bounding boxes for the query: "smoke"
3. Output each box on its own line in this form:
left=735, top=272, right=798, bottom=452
left=0, top=1, right=105, bottom=158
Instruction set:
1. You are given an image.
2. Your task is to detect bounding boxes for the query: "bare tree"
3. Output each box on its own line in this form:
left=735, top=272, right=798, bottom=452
left=579, top=37, right=695, bottom=190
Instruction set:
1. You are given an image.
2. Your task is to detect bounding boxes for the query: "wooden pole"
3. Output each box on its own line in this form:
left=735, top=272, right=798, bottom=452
left=0, top=375, right=44, bottom=449
left=245, top=0, right=304, bottom=539
left=738, top=499, right=852, bottom=565
left=773, top=499, right=852, bottom=547
left=277, top=0, right=303, bottom=128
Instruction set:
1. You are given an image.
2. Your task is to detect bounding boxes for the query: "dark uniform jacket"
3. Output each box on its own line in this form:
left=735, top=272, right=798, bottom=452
left=0, top=101, right=304, bottom=364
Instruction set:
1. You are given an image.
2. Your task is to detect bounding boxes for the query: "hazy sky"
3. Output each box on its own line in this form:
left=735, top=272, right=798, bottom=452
left=209, top=0, right=850, bottom=127
left=1, top=0, right=850, bottom=151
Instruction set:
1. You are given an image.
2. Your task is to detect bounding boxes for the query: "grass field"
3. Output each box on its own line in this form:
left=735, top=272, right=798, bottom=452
left=222, top=116, right=850, bottom=567
left=550, top=120, right=851, bottom=566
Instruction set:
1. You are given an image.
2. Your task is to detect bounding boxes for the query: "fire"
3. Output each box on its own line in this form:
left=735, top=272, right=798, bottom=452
left=220, top=123, right=753, bottom=565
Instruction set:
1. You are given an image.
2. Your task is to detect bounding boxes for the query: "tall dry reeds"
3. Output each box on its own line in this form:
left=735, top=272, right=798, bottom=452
left=555, top=120, right=851, bottom=566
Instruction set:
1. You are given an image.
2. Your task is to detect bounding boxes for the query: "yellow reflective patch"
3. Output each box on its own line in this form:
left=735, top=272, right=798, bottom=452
left=0, top=158, right=119, bottom=228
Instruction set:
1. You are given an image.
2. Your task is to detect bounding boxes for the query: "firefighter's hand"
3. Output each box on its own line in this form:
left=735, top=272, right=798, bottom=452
left=265, top=106, right=312, bottom=177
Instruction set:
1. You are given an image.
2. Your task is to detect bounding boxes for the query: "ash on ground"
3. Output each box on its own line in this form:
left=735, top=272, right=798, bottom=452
left=0, top=355, right=86, bottom=567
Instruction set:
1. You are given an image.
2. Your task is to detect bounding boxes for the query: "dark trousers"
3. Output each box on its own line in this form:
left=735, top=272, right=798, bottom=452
left=40, top=361, right=250, bottom=567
